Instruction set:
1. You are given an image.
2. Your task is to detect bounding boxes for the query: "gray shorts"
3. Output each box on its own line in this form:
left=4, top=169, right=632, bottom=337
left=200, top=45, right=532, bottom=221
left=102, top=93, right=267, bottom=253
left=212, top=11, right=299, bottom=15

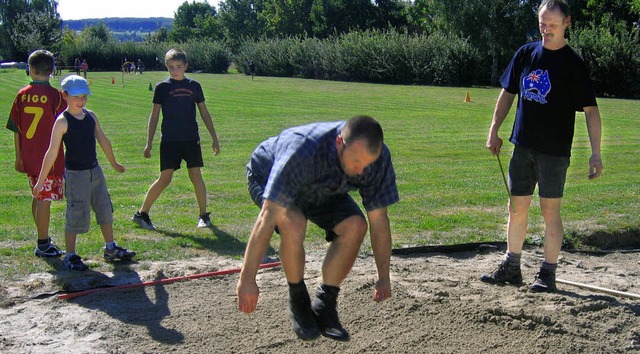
left=509, top=145, right=570, bottom=198
left=247, top=170, right=364, bottom=242
left=64, top=165, right=114, bottom=234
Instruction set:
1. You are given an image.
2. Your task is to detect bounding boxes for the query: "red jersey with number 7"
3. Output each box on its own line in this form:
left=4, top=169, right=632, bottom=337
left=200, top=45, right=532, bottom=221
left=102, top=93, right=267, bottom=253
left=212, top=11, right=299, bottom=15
left=7, top=82, right=67, bottom=176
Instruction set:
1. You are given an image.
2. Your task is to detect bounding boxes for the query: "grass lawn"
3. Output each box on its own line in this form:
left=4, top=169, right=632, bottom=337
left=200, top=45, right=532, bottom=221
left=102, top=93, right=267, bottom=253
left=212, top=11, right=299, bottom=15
left=0, top=68, right=638, bottom=280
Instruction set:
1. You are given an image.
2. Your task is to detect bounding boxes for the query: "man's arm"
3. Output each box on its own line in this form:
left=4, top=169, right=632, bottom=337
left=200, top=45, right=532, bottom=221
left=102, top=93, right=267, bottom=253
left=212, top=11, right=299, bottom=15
left=367, top=207, right=392, bottom=302
left=583, top=105, right=603, bottom=179
left=237, top=200, right=280, bottom=313
left=144, top=104, right=161, bottom=158
left=486, top=89, right=516, bottom=155
left=197, top=101, right=220, bottom=155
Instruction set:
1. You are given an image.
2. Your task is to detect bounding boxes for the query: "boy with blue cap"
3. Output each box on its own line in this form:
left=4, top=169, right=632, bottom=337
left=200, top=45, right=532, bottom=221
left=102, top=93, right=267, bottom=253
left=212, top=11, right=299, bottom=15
left=34, top=75, right=135, bottom=270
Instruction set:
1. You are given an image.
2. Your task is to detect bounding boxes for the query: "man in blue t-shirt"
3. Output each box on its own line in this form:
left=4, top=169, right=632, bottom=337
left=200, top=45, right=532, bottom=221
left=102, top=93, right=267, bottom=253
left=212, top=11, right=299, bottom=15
left=237, top=116, right=399, bottom=342
left=481, top=0, right=603, bottom=293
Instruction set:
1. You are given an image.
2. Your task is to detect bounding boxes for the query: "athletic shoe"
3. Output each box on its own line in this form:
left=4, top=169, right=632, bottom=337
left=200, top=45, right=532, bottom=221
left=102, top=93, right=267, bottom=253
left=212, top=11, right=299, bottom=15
left=34, top=243, right=65, bottom=258
left=64, top=254, right=88, bottom=271
left=197, top=212, right=213, bottom=228
left=103, top=246, right=136, bottom=261
left=530, top=269, right=557, bottom=292
left=480, top=260, right=523, bottom=285
left=312, top=285, right=350, bottom=342
left=288, top=292, right=320, bottom=341
left=132, top=211, right=156, bottom=230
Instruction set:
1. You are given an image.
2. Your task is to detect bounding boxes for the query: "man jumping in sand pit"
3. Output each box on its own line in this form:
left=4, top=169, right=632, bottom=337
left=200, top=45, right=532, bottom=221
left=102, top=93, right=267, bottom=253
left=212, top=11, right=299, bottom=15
left=237, top=115, right=399, bottom=341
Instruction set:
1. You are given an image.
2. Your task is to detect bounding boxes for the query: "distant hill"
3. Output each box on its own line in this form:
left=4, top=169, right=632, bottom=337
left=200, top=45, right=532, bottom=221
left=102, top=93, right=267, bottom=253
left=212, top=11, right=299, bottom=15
left=62, top=17, right=173, bottom=42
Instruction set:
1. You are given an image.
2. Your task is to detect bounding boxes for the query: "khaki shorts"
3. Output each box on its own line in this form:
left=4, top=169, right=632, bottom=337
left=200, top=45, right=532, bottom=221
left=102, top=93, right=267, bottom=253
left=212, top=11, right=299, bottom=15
left=64, top=165, right=113, bottom=234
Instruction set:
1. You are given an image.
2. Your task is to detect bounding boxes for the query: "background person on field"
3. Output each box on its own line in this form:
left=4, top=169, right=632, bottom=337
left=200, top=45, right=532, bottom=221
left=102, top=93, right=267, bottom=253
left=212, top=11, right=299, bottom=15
left=74, top=58, right=81, bottom=76
left=481, top=0, right=603, bottom=292
left=81, top=59, right=88, bottom=78
left=6, top=49, right=67, bottom=258
left=34, top=75, right=136, bottom=271
left=237, top=116, right=398, bottom=342
left=132, top=48, right=220, bottom=231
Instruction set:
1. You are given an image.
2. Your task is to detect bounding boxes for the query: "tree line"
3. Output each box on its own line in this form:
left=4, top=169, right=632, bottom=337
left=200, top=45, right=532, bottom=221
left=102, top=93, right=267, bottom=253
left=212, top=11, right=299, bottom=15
left=1, top=0, right=639, bottom=97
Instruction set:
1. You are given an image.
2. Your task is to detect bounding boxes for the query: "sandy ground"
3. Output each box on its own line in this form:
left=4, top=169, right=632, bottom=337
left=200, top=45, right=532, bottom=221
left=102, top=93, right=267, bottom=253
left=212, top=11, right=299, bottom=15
left=1, top=244, right=639, bottom=354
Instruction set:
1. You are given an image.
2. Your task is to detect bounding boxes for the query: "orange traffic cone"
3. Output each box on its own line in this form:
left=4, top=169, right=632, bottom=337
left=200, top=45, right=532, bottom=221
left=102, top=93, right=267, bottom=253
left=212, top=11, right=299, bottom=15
left=112, top=77, right=115, bottom=84
left=464, top=92, right=471, bottom=103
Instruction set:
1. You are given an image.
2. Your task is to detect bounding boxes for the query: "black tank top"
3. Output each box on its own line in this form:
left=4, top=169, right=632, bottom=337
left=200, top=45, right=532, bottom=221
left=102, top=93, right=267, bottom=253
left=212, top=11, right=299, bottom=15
left=62, top=110, right=97, bottom=170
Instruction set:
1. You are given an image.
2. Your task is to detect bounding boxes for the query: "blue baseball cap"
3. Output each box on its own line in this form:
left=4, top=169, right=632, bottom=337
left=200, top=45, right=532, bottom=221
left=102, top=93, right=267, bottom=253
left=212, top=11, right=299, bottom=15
left=61, top=75, right=92, bottom=96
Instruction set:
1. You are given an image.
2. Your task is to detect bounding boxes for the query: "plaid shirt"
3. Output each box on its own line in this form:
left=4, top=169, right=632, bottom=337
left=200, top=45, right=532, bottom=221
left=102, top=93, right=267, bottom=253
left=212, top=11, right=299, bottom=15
left=247, top=121, right=399, bottom=211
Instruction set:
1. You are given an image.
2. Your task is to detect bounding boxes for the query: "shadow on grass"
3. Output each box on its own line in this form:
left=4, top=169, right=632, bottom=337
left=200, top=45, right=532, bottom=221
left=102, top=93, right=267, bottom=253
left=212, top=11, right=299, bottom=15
left=155, top=224, right=277, bottom=258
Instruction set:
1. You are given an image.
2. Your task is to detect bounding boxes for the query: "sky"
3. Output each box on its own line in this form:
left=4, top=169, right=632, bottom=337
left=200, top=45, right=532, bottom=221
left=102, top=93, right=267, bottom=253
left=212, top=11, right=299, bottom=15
left=57, top=0, right=222, bottom=20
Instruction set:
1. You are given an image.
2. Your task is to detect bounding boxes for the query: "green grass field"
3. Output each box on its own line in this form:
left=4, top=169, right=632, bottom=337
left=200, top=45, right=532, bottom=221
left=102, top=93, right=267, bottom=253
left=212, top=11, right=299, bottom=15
left=1, top=68, right=638, bottom=280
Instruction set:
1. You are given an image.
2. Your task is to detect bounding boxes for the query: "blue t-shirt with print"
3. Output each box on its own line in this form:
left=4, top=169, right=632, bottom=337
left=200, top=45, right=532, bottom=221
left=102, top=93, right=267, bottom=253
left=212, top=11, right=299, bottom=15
left=500, top=41, right=597, bottom=157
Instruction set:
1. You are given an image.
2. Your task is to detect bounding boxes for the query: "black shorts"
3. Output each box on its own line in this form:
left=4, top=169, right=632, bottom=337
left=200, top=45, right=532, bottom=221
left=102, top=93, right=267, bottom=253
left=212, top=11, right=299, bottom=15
left=160, top=140, right=204, bottom=171
left=248, top=170, right=364, bottom=242
left=509, top=145, right=570, bottom=198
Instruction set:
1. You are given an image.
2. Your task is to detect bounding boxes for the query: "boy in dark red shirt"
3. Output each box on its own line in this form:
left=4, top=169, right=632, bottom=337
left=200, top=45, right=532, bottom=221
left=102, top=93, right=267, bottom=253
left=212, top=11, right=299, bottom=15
left=6, top=50, right=67, bottom=258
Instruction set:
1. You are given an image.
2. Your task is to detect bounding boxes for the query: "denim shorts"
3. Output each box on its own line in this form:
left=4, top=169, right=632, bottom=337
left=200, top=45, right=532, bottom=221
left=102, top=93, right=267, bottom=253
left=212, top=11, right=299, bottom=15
left=247, top=171, right=364, bottom=242
left=64, top=165, right=113, bottom=234
left=160, top=140, right=204, bottom=171
left=509, top=145, right=570, bottom=198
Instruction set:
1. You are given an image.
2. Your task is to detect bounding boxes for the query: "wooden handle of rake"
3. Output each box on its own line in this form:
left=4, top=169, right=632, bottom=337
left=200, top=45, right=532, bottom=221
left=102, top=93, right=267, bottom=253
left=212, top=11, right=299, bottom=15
left=496, top=153, right=517, bottom=214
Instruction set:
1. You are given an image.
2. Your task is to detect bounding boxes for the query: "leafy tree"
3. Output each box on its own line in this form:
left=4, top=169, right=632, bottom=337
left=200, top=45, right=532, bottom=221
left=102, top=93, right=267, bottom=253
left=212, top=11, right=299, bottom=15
left=0, top=0, right=61, bottom=60
left=146, top=26, right=170, bottom=43
left=371, top=0, right=411, bottom=30
left=310, top=0, right=377, bottom=38
left=169, top=1, right=223, bottom=42
left=572, top=0, right=640, bottom=29
left=10, top=10, right=63, bottom=57
left=80, top=22, right=115, bottom=43
left=261, top=0, right=314, bottom=37
left=409, top=0, right=537, bottom=85
left=218, top=0, right=266, bottom=48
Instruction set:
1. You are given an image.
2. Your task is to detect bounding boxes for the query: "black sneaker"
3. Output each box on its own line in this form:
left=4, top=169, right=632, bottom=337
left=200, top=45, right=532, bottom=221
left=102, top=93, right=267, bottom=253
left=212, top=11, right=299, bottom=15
left=197, top=212, right=213, bottom=228
left=288, top=292, right=320, bottom=341
left=311, top=285, right=350, bottom=342
left=132, top=211, right=156, bottom=230
left=480, top=260, right=523, bottom=285
left=34, top=243, right=65, bottom=258
left=104, top=245, right=136, bottom=261
left=64, top=254, right=88, bottom=271
left=530, top=269, right=557, bottom=292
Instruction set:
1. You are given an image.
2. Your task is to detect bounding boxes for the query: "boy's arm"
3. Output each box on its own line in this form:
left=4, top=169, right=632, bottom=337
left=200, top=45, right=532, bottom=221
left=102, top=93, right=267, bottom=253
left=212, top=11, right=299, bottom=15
left=90, top=111, right=125, bottom=173
left=13, top=133, right=24, bottom=173
left=197, top=101, right=220, bottom=155
left=144, top=104, right=162, bottom=158
left=33, top=117, right=67, bottom=195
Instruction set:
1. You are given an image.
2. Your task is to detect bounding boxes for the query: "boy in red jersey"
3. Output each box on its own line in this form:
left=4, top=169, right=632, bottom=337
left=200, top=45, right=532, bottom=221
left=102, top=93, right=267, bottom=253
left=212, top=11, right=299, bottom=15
left=6, top=50, right=67, bottom=258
